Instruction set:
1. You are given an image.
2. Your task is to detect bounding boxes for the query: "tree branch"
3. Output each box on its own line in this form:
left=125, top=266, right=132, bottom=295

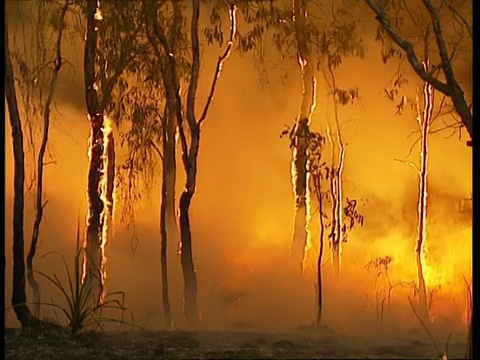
left=186, top=0, right=201, bottom=132
left=198, top=4, right=237, bottom=127
left=394, top=158, right=420, bottom=175
left=446, top=1, right=472, bottom=39
left=364, top=0, right=452, bottom=96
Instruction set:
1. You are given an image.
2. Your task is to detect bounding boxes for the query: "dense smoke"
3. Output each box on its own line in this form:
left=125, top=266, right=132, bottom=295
left=5, top=1, right=471, bottom=339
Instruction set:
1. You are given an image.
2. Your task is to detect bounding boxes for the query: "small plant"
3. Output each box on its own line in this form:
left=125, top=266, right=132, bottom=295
left=36, top=221, right=133, bottom=333
left=364, top=256, right=414, bottom=325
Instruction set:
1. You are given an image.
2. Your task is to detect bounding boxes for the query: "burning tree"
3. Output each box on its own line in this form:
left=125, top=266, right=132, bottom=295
left=236, top=1, right=364, bottom=274
left=143, top=0, right=237, bottom=325
left=82, top=0, right=141, bottom=304
left=362, top=0, right=472, bottom=146
left=288, top=0, right=317, bottom=268
left=394, top=57, right=435, bottom=322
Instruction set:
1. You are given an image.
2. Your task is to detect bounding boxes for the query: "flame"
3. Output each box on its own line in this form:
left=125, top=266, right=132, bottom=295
left=303, top=170, right=313, bottom=272
left=415, top=59, right=434, bottom=321
left=98, top=116, right=114, bottom=300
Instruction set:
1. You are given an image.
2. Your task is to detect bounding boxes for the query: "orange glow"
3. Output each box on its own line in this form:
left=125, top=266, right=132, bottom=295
left=4, top=2, right=471, bottom=335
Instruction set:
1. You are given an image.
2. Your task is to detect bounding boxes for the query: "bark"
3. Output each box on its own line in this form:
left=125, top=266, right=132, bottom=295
left=27, top=0, right=69, bottom=318
left=5, top=18, right=36, bottom=327
left=84, top=0, right=105, bottom=302
left=315, top=178, right=325, bottom=328
left=145, top=13, right=179, bottom=326
left=290, top=0, right=316, bottom=266
left=147, top=0, right=235, bottom=325
left=160, top=110, right=176, bottom=328
left=415, top=58, right=433, bottom=323
left=106, top=132, right=115, bottom=219
left=179, top=186, right=199, bottom=323
left=327, top=66, right=345, bottom=280
left=160, top=163, right=173, bottom=328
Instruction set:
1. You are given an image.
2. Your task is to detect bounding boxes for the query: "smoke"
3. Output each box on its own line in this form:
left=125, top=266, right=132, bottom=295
left=5, top=2, right=471, bottom=338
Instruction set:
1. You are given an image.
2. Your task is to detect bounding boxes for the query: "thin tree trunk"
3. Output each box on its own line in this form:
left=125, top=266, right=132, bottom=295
left=179, top=184, right=199, bottom=324
left=160, top=111, right=175, bottom=329
left=416, top=57, right=433, bottom=323
left=465, top=282, right=472, bottom=359
left=290, top=121, right=309, bottom=265
left=291, top=0, right=316, bottom=268
left=84, top=0, right=105, bottom=302
left=315, top=177, right=325, bottom=328
left=27, top=0, right=69, bottom=318
left=323, top=66, right=344, bottom=280
left=5, top=17, right=36, bottom=328
left=160, top=175, right=173, bottom=328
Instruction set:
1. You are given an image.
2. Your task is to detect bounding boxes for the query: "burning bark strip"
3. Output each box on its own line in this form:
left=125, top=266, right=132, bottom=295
left=415, top=58, right=434, bottom=323
left=83, top=0, right=115, bottom=305
left=290, top=0, right=317, bottom=270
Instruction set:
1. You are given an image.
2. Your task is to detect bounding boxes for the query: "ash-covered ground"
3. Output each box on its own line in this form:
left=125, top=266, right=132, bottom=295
left=5, top=326, right=468, bottom=359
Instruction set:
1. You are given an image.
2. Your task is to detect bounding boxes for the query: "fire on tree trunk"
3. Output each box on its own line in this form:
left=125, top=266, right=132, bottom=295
left=290, top=118, right=309, bottom=265
left=415, top=57, right=434, bottom=323
left=290, top=0, right=317, bottom=269
left=83, top=0, right=117, bottom=304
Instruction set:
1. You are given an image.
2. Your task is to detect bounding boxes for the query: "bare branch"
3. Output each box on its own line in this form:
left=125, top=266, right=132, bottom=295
left=150, top=140, right=163, bottom=161
left=198, top=4, right=237, bottom=127
left=394, top=158, right=420, bottom=174
left=446, top=1, right=472, bottom=39
left=186, top=0, right=201, bottom=130
left=364, top=0, right=452, bottom=96
left=42, top=160, right=57, bottom=166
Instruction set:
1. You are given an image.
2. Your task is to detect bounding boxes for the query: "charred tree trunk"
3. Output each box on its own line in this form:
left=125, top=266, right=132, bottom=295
left=291, top=0, right=316, bottom=268
left=5, top=18, right=37, bottom=328
left=160, top=110, right=176, bottom=328
left=290, top=118, right=309, bottom=264
left=84, top=0, right=106, bottom=302
left=314, top=177, right=325, bottom=328
left=160, top=170, right=173, bottom=328
left=179, top=181, right=199, bottom=324
left=106, top=132, right=115, bottom=222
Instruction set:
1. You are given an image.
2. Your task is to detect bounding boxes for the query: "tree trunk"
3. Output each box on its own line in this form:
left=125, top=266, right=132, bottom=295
left=290, top=0, right=316, bottom=268
left=84, top=0, right=105, bottom=302
left=106, top=132, right=115, bottom=222
left=27, top=0, right=69, bottom=317
left=315, top=180, right=325, bottom=328
left=416, top=252, right=429, bottom=322
left=160, top=112, right=176, bottom=329
left=85, top=113, right=106, bottom=300
left=415, top=58, right=433, bottom=323
left=290, top=118, right=309, bottom=265
left=179, top=186, right=199, bottom=324
left=5, top=18, right=36, bottom=327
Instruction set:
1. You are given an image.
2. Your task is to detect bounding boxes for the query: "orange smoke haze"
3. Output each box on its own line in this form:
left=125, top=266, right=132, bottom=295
left=4, top=5, right=471, bottom=339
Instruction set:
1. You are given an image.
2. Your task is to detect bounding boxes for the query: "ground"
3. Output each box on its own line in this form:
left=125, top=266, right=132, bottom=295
left=5, top=326, right=467, bottom=359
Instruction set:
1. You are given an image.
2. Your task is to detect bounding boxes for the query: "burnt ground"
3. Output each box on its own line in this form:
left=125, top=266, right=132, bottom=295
left=4, top=326, right=468, bottom=359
